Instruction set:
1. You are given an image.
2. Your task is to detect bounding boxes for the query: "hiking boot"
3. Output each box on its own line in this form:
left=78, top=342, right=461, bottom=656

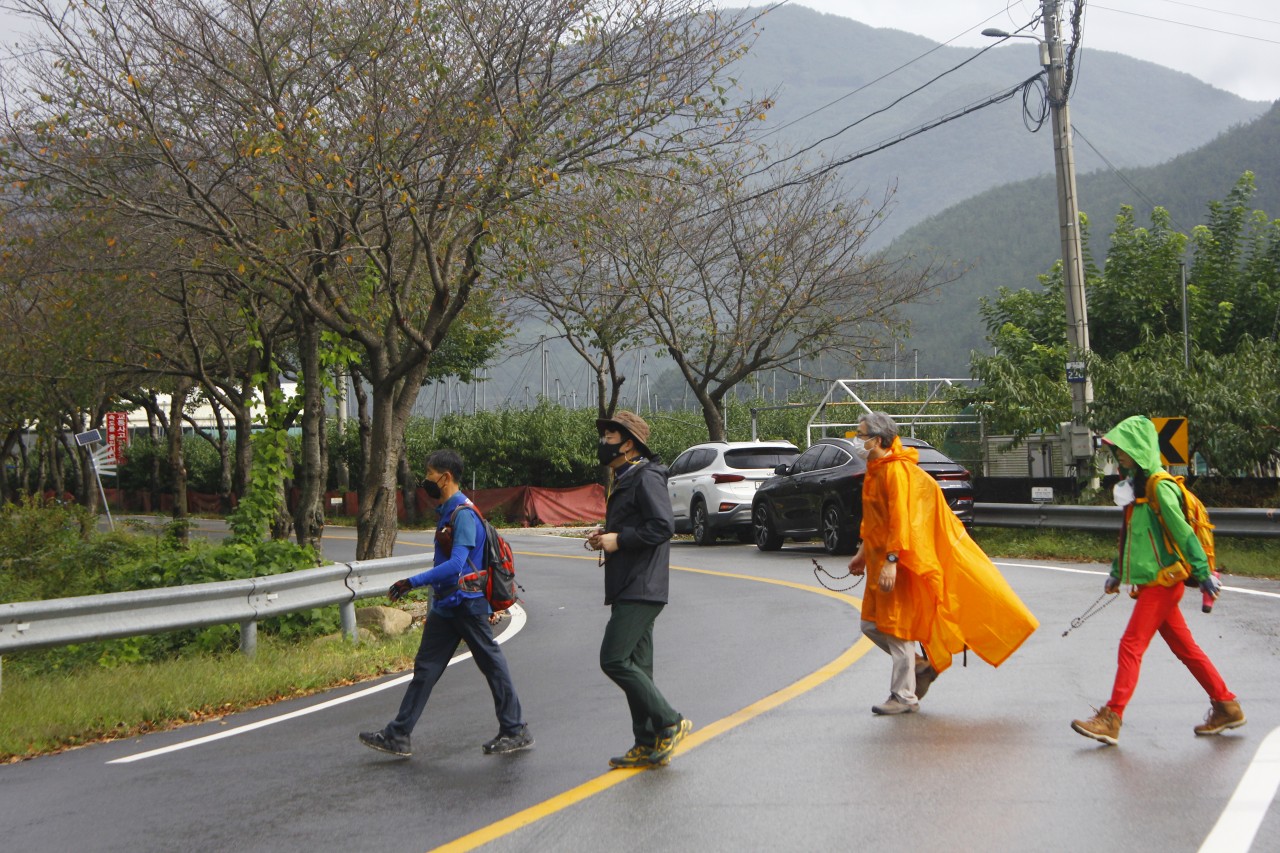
left=1071, top=707, right=1121, bottom=746
left=872, top=695, right=919, bottom=716
left=482, top=725, right=534, bottom=755
left=609, top=744, right=655, bottom=769
left=649, top=718, right=693, bottom=766
left=359, top=729, right=411, bottom=757
left=914, top=656, right=939, bottom=701
left=1194, top=700, right=1246, bottom=736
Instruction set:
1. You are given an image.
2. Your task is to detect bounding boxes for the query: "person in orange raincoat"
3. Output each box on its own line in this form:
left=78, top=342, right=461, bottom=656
left=848, top=412, right=1039, bottom=715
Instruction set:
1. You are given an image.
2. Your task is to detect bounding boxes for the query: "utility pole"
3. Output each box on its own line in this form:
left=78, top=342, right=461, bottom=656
left=1042, top=1, right=1093, bottom=425
left=986, top=3, right=1094, bottom=481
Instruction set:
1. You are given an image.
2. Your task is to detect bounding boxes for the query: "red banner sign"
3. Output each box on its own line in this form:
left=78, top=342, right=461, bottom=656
left=105, top=412, right=130, bottom=464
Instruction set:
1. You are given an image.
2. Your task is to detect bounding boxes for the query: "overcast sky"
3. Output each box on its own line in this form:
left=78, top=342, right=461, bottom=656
left=2, top=2, right=1276, bottom=102
left=774, top=1, right=1280, bottom=103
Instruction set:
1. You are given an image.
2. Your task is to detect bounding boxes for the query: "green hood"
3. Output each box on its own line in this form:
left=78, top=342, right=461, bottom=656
left=1103, top=415, right=1164, bottom=474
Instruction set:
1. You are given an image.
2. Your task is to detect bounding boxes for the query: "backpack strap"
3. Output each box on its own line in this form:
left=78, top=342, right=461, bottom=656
left=1143, top=471, right=1192, bottom=568
left=451, top=500, right=488, bottom=579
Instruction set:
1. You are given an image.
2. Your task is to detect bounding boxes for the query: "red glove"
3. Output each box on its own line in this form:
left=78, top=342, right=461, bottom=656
left=388, top=579, right=413, bottom=602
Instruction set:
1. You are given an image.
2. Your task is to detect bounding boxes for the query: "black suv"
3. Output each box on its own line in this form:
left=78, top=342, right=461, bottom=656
left=751, top=436, right=974, bottom=555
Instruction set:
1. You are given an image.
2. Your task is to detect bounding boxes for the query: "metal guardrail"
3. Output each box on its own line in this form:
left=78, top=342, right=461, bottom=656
left=0, top=552, right=431, bottom=659
left=975, top=503, right=1280, bottom=538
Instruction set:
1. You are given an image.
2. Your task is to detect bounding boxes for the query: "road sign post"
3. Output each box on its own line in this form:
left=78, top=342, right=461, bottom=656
left=75, top=429, right=115, bottom=531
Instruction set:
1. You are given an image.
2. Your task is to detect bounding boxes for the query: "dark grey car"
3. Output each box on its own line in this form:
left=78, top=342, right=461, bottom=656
left=751, top=437, right=974, bottom=555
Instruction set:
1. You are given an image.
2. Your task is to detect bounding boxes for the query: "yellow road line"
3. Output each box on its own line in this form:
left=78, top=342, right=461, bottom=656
left=430, top=561, right=873, bottom=853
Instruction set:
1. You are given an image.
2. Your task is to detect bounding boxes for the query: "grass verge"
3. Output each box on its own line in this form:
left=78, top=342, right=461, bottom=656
left=1, top=629, right=421, bottom=763
left=972, top=527, right=1280, bottom=579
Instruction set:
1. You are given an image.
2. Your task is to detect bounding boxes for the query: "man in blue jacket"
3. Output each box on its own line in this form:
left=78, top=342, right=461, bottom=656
left=359, top=449, right=532, bottom=758
left=587, top=411, right=692, bottom=769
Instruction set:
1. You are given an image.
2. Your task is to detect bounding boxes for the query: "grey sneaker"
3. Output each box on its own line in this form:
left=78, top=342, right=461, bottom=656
left=872, top=695, right=919, bottom=715
left=359, top=729, right=411, bottom=757
left=482, top=726, right=534, bottom=755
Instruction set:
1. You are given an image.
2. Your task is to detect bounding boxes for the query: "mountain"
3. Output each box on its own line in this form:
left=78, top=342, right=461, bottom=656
left=727, top=5, right=1267, bottom=246
left=449, top=5, right=1270, bottom=409
left=890, top=100, right=1280, bottom=376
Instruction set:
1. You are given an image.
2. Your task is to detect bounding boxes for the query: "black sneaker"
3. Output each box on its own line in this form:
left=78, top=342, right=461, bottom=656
left=649, top=718, right=692, bottom=766
left=359, top=729, right=411, bottom=757
left=482, top=726, right=534, bottom=755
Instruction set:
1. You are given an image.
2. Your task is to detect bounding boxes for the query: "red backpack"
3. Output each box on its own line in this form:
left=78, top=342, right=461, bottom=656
left=451, top=502, right=521, bottom=612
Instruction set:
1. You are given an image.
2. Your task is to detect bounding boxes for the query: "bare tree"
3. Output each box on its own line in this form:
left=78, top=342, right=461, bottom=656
left=597, top=157, right=947, bottom=439
left=503, top=190, right=651, bottom=419
left=3, top=0, right=767, bottom=557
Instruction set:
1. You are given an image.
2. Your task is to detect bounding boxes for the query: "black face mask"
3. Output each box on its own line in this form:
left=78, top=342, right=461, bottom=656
left=597, top=438, right=624, bottom=467
left=422, top=477, right=443, bottom=500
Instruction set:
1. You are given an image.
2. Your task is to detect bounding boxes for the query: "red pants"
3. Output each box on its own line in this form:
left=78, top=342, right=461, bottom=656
left=1107, top=582, right=1234, bottom=716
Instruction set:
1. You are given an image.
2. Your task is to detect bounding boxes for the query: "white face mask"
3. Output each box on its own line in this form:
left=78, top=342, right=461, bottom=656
left=853, top=439, right=873, bottom=460
left=1113, top=478, right=1135, bottom=507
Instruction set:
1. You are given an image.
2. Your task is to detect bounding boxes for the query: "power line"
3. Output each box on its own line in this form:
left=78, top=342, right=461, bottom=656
left=1146, top=0, right=1280, bottom=28
left=1071, top=124, right=1195, bottom=235
left=732, top=72, right=1045, bottom=211
left=757, top=5, right=1026, bottom=141
left=1090, top=4, right=1280, bottom=45
left=758, top=27, right=1038, bottom=176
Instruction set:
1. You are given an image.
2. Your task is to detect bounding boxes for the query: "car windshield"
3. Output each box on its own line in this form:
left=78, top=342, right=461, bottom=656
left=724, top=448, right=799, bottom=469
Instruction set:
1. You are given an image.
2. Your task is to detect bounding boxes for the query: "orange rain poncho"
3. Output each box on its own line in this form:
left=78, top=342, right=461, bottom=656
left=860, top=437, right=1039, bottom=673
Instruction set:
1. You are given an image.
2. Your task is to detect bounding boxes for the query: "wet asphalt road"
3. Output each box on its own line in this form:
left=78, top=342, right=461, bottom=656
left=2, top=526, right=1278, bottom=853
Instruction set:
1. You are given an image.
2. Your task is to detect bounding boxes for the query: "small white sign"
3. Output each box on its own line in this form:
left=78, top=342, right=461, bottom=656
left=1031, top=486, right=1054, bottom=503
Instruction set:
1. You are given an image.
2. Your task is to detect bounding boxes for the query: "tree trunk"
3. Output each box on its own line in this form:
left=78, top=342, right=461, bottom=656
left=334, top=369, right=350, bottom=491
left=697, top=388, right=727, bottom=441
left=232, top=401, right=252, bottom=498
left=168, top=379, right=192, bottom=544
left=0, top=428, right=19, bottom=504
left=212, top=401, right=233, bottom=495
left=354, top=377, right=371, bottom=490
left=293, top=312, right=326, bottom=552
left=356, top=362, right=431, bottom=560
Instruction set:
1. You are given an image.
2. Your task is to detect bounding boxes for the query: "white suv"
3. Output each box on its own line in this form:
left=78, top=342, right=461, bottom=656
left=667, top=440, right=801, bottom=546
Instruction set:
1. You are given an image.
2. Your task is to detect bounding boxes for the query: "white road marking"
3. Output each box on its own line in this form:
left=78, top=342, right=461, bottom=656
left=994, top=561, right=1280, bottom=599
left=1198, top=727, right=1280, bottom=853
left=106, top=604, right=527, bottom=765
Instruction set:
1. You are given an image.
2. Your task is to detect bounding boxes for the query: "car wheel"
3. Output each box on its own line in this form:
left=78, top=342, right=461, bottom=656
left=822, top=502, right=855, bottom=555
left=753, top=502, right=783, bottom=551
left=691, top=500, right=715, bottom=546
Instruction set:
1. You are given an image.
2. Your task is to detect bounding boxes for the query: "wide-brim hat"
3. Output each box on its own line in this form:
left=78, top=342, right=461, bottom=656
left=596, top=410, right=653, bottom=458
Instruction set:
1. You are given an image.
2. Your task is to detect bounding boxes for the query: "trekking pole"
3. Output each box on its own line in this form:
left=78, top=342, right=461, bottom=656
left=1062, top=589, right=1119, bottom=637
left=812, top=559, right=864, bottom=593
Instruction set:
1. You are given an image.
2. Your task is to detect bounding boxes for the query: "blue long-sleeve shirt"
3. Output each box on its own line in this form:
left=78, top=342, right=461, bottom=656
left=408, top=491, right=490, bottom=615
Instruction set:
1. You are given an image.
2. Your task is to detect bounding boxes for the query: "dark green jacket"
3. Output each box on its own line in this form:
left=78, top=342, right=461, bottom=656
left=1104, top=416, right=1210, bottom=586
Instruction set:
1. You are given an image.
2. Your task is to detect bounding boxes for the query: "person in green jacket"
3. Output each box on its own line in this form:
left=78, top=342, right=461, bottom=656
left=1071, top=416, right=1244, bottom=746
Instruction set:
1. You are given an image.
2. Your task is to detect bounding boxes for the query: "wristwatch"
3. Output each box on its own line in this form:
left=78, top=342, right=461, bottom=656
left=886, top=554, right=898, bottom=563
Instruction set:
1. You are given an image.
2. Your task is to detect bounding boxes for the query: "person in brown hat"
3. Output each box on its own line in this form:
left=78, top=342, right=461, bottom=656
left=587, top=410, right=692, bottom=768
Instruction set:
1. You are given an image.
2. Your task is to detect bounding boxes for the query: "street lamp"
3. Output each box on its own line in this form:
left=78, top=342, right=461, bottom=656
left=981, top=28, right=1050, bottom=66
left=985, top=4, right=1094, bottom=472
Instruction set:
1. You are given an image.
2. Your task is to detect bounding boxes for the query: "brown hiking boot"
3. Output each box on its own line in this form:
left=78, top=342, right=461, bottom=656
left=1071, top=706, right=1121, bottom=746
left=1194, top=700, right=1246, bottom=735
